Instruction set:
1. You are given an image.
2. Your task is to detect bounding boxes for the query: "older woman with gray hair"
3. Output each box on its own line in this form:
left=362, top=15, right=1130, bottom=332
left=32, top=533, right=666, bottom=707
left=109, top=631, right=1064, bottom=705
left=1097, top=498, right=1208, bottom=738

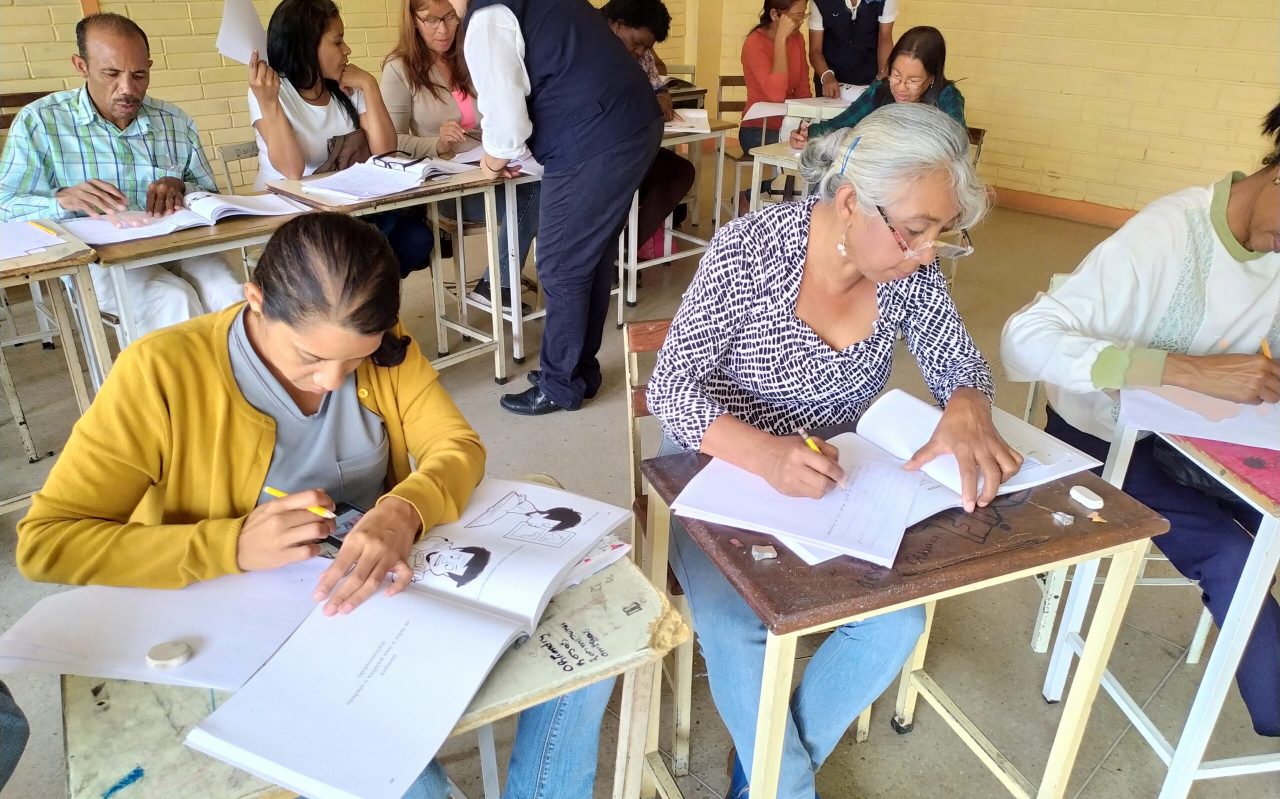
left=648, top=103, right=1021, bottom=798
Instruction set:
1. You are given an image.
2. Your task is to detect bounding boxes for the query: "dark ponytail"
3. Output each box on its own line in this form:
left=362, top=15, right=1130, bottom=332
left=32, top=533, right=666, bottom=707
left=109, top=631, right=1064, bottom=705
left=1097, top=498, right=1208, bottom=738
left=1263, top=97, right=1280, bottom=167
left=254, top=213, right=409, bottom=367
left=266, top=0, right=359, bottom=126
left=754, top=0, right=794, bottom=31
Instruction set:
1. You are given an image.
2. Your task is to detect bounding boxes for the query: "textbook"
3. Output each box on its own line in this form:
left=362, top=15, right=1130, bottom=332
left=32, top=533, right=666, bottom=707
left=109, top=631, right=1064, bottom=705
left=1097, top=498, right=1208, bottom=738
left=672, top=389, right=1101, bottom=567
left=60, top=191, right=305, bottom=245
left=185, top=478, right=629, bottom=799
left=298, top=155, right=478, bottom=202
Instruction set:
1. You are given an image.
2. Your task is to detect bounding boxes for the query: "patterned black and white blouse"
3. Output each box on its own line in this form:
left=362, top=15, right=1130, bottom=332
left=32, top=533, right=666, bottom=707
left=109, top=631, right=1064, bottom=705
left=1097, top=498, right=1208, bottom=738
left=649, top=195, right=995, bottom=451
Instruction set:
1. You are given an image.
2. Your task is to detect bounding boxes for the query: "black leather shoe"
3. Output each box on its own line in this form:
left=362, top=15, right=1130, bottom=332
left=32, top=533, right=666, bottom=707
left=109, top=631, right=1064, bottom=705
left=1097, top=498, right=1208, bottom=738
left=527, top=369, right=599, bottom=400
left=500, top=385, right=566, bottom=416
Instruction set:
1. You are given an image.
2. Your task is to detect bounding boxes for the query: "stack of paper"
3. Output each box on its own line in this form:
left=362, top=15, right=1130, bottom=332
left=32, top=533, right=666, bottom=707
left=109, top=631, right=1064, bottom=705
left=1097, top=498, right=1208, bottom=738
left=1120, top=386, right=1279, bottom=450
left=0, top=221, right=66, bottom=260
left=299, top=162, right=430, bottom=201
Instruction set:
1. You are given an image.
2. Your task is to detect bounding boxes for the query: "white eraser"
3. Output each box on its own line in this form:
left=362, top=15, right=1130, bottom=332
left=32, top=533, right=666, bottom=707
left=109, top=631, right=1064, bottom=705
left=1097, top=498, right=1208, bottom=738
left=147, top=641, right=193, bottom=670
left=1069, top=485, right=1104, bottom=510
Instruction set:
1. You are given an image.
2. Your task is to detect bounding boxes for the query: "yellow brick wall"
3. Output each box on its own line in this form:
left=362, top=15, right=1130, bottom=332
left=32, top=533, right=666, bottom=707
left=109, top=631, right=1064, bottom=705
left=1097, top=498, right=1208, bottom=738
left=709, top=0, right=1279, bottom=211
left=0, top=0, right=689, bottom=190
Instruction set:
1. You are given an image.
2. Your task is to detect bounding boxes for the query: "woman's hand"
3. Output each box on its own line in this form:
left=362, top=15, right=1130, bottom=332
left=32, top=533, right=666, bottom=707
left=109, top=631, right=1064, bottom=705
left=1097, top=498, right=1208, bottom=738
left=339, top=63, right=377, bottom=96
left=436, top=120, right=467, bottom=156
left=237, top=489, right=335, bottom=572
left=904, top=388, right=1023, bottom=512
left=820, top=73, right=840, bottom=99
left=789, top=121, right=810, bottom=150
left=775, top=13, right=800, bottom=42
left=248, top=50, right=280, bottom=109
left=480, top=153, right=522, bottom=180
left=758, top=434, right=846, bottom=499
left=657, top=92, right=676, bottom=122
left=312, top=496, right=421, bottom=616
left=1163, top=353, right=1280, bottom=405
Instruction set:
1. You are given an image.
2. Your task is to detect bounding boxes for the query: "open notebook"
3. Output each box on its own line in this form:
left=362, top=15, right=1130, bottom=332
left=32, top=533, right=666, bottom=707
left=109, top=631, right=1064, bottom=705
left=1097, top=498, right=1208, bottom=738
left=672, top=389, right=1101, bottom=567
left=185, top=478, right=628, bottom=799
left=60, top=191, right=304, bottom=245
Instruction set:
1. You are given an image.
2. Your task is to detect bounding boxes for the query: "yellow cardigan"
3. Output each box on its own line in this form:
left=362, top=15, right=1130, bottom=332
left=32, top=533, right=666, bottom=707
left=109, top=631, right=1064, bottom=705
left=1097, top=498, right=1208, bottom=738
left=17, top=304, right=486, bottom=588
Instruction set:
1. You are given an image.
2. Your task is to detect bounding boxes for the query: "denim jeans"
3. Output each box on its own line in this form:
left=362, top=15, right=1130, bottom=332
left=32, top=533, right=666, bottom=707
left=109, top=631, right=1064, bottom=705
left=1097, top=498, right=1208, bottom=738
left=401, top=677, right=614, bottom=799
left=659, top=436, right=926, bottom=798
left=0, top=679, right=29, bottom=791
left=439, top=181, right=542, bottom=290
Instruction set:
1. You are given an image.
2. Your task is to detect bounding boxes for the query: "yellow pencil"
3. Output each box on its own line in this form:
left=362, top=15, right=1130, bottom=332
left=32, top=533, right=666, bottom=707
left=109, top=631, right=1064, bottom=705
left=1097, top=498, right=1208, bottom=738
left=1263, top=338, right=1274, bottom=360
left=796, top=427, right=823, bottom=455
left=262, top=486, right=336, bottom=519
left=26, top=220, right=57, bottom=236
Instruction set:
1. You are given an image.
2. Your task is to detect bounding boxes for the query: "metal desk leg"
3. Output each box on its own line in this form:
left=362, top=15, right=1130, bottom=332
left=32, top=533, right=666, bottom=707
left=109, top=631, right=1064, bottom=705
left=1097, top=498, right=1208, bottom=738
left=1158, top=514, right=1280, bottom=798
left=1038, top=539, right=1146, bottom=798
left=892, top=601, right=936, bottom=733
left=505, top=180, right=527, bottom=364
left=615, top=659, right=661, bottom=799
left=712, top=132, right=725, bottom=230
left=625, top=194, right=640, bottom=308
left=749, top=631, right=799, bottom=799
left=106, top=264, right=140, bottom=345
left=1042, top=557, right=1100, bottom=702
left=46, top=278, right=90, bottom=413
left=482, top=186, right=508, bottom=384
left=430, top=205, right=450, bottom=356
left=70, top=264, right=113, bottom=389
left=749, top=157, right=765, bottom=213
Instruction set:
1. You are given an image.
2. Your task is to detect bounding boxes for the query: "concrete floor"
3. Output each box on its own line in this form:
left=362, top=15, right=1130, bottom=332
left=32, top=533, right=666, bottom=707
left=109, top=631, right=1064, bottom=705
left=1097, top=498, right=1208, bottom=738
left=2, top=168, right=1278, bottom=798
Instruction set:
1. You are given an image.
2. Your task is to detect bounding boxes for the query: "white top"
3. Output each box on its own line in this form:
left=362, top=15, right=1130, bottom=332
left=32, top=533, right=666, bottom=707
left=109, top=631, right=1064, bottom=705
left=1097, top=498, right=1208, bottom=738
left=463, top=6, right=532, bottom=161
left=247, top=79, right=368, bottom=189
left=1000, top=174, right=1280, bottom=441
left=809, top=0, right=899, bottom=31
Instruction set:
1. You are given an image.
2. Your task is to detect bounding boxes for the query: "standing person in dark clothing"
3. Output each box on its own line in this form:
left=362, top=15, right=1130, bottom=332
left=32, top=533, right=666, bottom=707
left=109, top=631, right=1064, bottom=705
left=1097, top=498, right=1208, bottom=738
left=809, top=0, right=898, bottom=98
left=452, top=0, right=664, bottom=415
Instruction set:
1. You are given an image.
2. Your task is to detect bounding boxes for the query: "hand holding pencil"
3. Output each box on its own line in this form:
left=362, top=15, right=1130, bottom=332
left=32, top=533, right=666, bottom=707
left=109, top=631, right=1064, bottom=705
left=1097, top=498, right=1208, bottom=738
left=235, top=487, right=336, bottom=572
left=753, top=428, right=846, bottom=500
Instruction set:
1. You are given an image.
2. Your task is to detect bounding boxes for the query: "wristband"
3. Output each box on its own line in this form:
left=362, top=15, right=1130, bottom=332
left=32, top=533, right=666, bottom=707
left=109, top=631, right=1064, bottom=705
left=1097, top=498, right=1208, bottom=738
left=820, top=69, right=835, bottom=82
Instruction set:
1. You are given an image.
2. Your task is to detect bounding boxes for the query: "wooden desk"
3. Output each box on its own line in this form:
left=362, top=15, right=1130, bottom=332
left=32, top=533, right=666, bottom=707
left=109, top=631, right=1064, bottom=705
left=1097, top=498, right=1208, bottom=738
left=617, top=120, right=735, bottom=325
left=269, top=173, right=511, bottom=383
left=1045, top=432, right=1280, bottom=797
left=63, top=558, right=689, bottom=799
left=747, top=140, right=804, bottom=214
left=668, top=85, right=707, bottom=110
left=1, top=224, right=107, bottom=512
left=638, top=453, right=1168, bottom=799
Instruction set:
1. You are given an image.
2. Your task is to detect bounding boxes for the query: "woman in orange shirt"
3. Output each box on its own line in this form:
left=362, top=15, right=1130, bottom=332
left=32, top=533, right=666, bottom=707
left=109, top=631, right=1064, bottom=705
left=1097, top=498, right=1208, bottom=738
left=740, top=0, right=812, bottom=155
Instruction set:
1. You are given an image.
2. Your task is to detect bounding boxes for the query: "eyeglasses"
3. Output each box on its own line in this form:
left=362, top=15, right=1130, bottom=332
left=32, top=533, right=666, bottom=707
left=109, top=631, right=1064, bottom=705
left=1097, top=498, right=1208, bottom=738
left=416, top=13, right=460, bottom=29
left=887, top=71, right=927, bottom=90
left=876, top=206, right=974, bottom=261
left=372, top=150, right=427, bottom=171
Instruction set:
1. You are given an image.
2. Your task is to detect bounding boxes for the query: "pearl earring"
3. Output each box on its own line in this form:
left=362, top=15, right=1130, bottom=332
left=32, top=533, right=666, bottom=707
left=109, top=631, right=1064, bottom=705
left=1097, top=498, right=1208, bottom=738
left=836, top=228, right=848, bottom=257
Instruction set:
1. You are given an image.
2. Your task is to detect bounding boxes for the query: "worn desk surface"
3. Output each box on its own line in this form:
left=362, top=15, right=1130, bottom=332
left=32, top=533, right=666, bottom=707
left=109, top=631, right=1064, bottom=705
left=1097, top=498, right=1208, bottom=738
left=90, top=214, right=299, bottom=267
left=0, top=221, right=95, bottom=282
left=62, top=559, right=686, bottom=799
left=1167, top=434, right=1280, bottom=516
left=642, top=453, right=1169, bottom=635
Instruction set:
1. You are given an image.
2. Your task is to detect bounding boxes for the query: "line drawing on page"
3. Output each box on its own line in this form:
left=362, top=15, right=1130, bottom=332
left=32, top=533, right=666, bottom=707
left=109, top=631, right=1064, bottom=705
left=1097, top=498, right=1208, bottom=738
left=464, top=491, right=584, bottom=548
left=411, top=537, right=493, bottom=587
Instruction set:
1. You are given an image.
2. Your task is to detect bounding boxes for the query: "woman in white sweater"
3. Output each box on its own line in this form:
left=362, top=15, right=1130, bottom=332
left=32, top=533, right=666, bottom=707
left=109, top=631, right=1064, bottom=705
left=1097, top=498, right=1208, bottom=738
left=1001, top=101, right=1280, bottom=737
left=382, top=0, right=540, bottom=310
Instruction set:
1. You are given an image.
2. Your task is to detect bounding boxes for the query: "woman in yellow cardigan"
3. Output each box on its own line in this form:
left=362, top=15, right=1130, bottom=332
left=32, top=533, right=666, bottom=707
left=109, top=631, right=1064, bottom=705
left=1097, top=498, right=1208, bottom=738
left=18, top=212, right=486, bottom=616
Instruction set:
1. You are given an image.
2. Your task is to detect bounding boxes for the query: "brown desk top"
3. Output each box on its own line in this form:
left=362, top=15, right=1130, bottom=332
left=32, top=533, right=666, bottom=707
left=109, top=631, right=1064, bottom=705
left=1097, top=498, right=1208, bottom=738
left=92, top=213, right=300, bottom=265
left=664, top=119, right=737, bottom=139
left=268, top=169, right=496, bottom=213
left=642, top=453, right=1168, bottom=635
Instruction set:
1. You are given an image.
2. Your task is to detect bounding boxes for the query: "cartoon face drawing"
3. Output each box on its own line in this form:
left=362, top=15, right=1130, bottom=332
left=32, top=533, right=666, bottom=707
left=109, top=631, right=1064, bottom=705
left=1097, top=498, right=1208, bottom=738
left=412, top=537, right=491, bottom=587
left=464, top=491, right=585, bottom=548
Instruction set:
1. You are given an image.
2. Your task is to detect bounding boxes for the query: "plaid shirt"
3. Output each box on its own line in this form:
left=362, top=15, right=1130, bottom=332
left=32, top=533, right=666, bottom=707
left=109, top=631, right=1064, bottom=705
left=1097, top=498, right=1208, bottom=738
left=0, top=87, right=217, bottom=222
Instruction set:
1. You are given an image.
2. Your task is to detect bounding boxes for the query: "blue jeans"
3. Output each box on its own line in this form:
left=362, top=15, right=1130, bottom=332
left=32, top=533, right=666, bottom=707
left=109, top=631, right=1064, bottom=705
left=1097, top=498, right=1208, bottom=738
left=0, top=679, right=29, bottom=791
left=402, top=677, right=614, bottom=799
left=660, top=436, right=925, bottom=798
left=369, top=208, right=435, bottom=278
left=440, top=181, right=542, bottom=290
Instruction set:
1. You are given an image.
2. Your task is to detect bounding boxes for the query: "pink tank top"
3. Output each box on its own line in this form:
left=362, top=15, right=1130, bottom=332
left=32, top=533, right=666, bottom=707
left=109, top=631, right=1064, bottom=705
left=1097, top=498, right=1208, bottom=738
left=453, top=90, right=477, bottom=130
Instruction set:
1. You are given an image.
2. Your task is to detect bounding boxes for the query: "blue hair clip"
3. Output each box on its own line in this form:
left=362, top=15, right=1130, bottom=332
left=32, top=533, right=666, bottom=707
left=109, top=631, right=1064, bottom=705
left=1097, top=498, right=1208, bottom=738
left=838, top=135, right=862, bottom=175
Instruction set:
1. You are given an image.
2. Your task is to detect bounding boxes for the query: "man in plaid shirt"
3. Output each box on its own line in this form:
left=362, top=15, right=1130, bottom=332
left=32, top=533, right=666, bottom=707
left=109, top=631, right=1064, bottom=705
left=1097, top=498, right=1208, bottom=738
left=0, top=12, right=242, bottom=336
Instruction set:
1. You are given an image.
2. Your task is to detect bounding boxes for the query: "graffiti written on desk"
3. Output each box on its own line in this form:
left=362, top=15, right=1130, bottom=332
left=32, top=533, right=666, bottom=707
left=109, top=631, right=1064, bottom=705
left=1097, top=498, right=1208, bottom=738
left=900, top=490, right=1032, bottom=565
left=538, top=621, right=610, bottom=672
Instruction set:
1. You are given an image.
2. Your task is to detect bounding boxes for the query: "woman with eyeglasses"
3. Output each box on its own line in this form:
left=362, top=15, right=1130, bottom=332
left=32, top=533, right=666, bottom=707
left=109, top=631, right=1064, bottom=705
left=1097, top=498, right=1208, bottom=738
left=741, top=0, right=813, bottom=156
left=648, top=104, right=1020, bottom=798
left=791, top=26, right=965, bottom=150
left=381, top=0, right=540, bottom=310
left=248, top=0, right=434, bottom=278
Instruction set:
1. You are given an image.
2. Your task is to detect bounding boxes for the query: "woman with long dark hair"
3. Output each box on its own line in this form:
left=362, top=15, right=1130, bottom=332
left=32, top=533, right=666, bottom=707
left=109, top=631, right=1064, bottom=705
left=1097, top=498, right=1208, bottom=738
left=382, top=0, right=541, bottom=310
left=792, top=26, right=966, bottom=148
left=740, top=0, right=812, bottom=155
left=248, top=0, right=434, bottom=277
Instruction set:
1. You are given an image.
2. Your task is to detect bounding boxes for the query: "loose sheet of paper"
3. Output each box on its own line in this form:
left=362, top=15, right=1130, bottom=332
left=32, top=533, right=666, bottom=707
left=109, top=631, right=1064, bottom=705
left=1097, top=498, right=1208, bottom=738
left=740, top=101, right=789, bottom=124
left=0, top=559, right=328, bottom=690
left=299, top=162, right=426, bottom=201
left=1121, top=387, right=1279, bottom=450
left=664, top=108, right=711, bottom=134
left=216, top=0, right=267, bottom=65
left=0, top=221, right=65, bottom=260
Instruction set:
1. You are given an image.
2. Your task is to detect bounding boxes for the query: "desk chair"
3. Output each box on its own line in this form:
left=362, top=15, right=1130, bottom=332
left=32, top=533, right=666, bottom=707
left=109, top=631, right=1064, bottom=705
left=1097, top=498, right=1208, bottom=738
left=622, top=320, right=872, bottom=775
left=1021, top=275, right=1213, bottom=663
left=716, top=76, right=785, bottom=220
left=665, top=64, right=695, bottom=84
left=215, top=140, right=265, bottom=279
left=941, top=127, right=988, bottom=287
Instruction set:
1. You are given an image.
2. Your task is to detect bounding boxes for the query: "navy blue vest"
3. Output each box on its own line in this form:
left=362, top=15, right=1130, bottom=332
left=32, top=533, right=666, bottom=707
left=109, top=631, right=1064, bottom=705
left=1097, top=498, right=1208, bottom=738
left=813, top=0, right=883, bottom=88
left=467, top=0, right=660, bottom=165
